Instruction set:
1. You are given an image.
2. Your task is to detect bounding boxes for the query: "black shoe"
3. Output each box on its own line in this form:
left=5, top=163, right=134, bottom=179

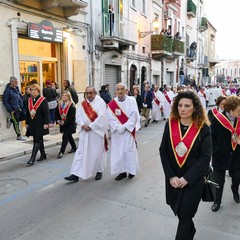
left=68, top=149, right=76, bottom=153
left=115, top=172, right=127, bottom=181
left=64, top=174, right=79, bottom=182
left=144, top=123, right=148, bottom=127
left=37, top=153, right=47, bottom=161
left=27, top=159, right=34, bottom=166
left=211, top=203, right=220, bottom=212
left=233, top=194, right=240, bottom=203
left=58, top=153, right=63, bottom=159
left=95, top=172, right=102, bottom=181
left=128, top=174, right=135, bottom=179
left=152, top=120, right=156, bottom=123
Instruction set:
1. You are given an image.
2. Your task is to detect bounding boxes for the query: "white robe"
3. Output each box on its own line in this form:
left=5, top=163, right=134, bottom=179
left=151, top=90, right=164, bottom=121
left=70, top=95, right=108, bottom=180
left=208, top=88, right=215, bottom=106
left=107, top=96, right=140, bottom=176
left=197, top=91, right=206, bottom=109
left=163, top=90, right=174, bottom=119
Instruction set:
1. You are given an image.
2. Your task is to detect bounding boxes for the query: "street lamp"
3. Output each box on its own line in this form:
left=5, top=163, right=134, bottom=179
left=138, top=17, right=160, bottom=38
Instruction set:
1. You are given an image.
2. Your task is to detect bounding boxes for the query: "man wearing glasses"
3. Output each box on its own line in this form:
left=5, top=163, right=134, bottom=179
left=64, top=86, right=108, bottom=182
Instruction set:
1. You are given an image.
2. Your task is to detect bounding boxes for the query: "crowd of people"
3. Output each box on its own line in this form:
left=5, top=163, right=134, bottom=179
left=3, top=75, right=240, bottom=240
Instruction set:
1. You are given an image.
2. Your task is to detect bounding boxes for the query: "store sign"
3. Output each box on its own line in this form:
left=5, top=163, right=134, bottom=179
left=28, top=20, right=63, bottom=43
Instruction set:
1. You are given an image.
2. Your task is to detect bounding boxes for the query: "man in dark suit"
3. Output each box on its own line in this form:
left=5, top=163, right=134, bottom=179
left=141, top=84, right=152, bottom=127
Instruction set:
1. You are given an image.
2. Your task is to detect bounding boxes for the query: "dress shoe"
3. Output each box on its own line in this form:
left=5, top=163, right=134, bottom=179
left=95, top=172, right=102, bottom=181
left=58, top=153, right=63, bottom=159
left=128, top=174, right=135, bottom=179
left=115, top=172, right=127, bottom=181
left=27, top=159, right=34, bottom=166
left=37, top=153, right=47, bottom=161
left=211, top=203, right=220, bottom=212
left=64, top=174, right=79, bottom=182
left=144, top=123, right=148, bottom=127
left=68, top=149, right=76, bottom=153
left=233, top=194, right=240, bottom=203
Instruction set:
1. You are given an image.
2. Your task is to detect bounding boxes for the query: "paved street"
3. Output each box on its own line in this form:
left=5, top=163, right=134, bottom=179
left=0, top=121, right=240, bottom=240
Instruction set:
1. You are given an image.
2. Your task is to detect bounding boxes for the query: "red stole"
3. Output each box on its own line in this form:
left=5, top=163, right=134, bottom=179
left=214, top=113, right=240, bottom=150
left=153, top=92, right=160, bottom=106
left=28, top=96, right=45, bottom=119
left=211, top=108, right=218, bottom=117
left=164, top=91, right=171, bottom=104
left=59, top=102, right=72, bottom=121
left=108, top=99, right=136, bottom=139
left=169, top=119, right=201, bottom=168
left=81, top=99, right=108, bottom=151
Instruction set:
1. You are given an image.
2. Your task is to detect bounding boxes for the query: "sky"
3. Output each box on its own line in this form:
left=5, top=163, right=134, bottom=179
left=205, top=0, right=240, bottom=60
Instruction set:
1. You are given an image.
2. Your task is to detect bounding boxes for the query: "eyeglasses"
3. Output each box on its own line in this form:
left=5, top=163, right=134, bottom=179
left=85, top=92, right=95, bottom=95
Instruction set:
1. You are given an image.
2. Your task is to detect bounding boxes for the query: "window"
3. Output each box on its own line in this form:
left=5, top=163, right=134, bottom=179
left=142, top=0, right=146, bottom=14
left=131, top=0, right=135, bottom=8
left=132, top=45, right=135, bottom=51
left=142, top=46, right=146, bottom=54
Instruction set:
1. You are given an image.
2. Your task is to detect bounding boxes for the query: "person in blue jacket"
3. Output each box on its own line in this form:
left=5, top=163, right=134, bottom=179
left=3, top=76, right=26, bottom=140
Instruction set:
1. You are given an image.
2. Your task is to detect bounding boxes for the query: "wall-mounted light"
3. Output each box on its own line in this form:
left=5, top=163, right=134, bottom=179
left=138, top=17, right=160, bottom=38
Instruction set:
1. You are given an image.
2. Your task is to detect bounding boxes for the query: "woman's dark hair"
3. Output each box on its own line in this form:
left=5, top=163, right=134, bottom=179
left=224, top=95, right=240, bottom=112
left=215, top=95, right=227, bottom=107
left=101, top=85, right=106, bottom=91
left=170, top=90, right=210, bottom=128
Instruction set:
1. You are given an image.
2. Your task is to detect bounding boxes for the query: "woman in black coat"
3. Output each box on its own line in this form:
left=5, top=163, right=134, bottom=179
left=26, top=84, right=50, bottom=165
left=55, top=91, right=77, bottom=158
left=210, top=95, right=240, bottom=212
left=133, top=88, right=143, bottom=114
left=160, top=91, right=211, bottom=240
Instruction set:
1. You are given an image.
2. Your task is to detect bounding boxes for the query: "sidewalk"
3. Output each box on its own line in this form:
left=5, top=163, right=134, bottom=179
left=0, top=127, right=79, bottom=162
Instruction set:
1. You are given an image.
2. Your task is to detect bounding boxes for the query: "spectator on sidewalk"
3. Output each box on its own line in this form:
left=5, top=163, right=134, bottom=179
left=43, top=80, right=58, bottom=127
left=26, top=84, right=50, bottom=165
left=55, top=91, right=77, bottom=159
left=3, top=76, right=26, bottom=140
left=63, top=80, right=79, bottom=105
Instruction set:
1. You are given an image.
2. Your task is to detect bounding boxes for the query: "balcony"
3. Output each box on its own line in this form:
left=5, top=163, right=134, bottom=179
left=12, top=0, right=88, bottom=17
left=172, top=39, right=185, bottom=56
left=100, top=13, right=137, bottom=49
left=151, top=34, right=173, bottom=59
left=199, top=17, right=208, bottom=32
left=187, top=0, right=197, bottom=18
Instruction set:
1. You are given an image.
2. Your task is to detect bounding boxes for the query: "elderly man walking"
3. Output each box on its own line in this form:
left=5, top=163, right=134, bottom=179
left=64, top=86, right=108, bottom=182
left=107, top=83, right=140, bottom=180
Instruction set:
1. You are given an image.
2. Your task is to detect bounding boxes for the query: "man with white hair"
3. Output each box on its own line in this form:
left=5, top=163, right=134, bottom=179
left=163, top=86, right=174, bottom=120
left=107, top=83, right=140, bottom=180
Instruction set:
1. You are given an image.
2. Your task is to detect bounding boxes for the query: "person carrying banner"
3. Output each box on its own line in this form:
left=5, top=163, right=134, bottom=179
left=64, top=86, right=108, bottom=182
left=107, top=83, right=140, bottom=181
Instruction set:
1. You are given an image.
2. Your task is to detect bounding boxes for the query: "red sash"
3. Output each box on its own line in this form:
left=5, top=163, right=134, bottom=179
left=153, top=92, right=160, bottom=106
left=59, top=102, right=72, bottom=121
left=81, top=99, right=108, bottom=151
left=164, top=91, right=171, bottom=104
left=214, top=113, right=240, bottom=150
left=108, top=99, right=136, bottom=139
left=28, top=96, right=45, bottom=119
left=211, top=108, right=218, bottom=117
left=169, top=119, right=201, bottom=168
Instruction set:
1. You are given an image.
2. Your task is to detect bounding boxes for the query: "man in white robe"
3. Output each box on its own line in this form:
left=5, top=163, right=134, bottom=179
left=197, top=87, right=207, bottom=109
left=151, top=85, right=164, bottom=123
left=107, top=83, right=140, bottom=181
left=65, top=86, right=108, bottom=182
left=163, top=86, right=174, bottom=120
left=208, top=85, right=215, bottom=106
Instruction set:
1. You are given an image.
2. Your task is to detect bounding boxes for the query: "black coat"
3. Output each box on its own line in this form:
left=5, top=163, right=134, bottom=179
left=160, top=121, right=211, bottom=218
left=55, top=103, right=76, bottom=134
left=211, top=111, right=240, bottom=170
left=43, top=87, right=57, bottom=102
left=26, top=95, right=50, bottom=137
left=135, top=95, right=143, bottom=113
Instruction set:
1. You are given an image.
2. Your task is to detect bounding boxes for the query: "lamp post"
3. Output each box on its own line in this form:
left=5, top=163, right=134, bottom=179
left=138, top=17, right=160, bottom=38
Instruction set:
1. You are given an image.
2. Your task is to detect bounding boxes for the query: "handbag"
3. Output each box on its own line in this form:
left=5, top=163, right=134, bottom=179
left=48, top=100, right=57, bottom=109
left=202, top=167, right=220, bottom=202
